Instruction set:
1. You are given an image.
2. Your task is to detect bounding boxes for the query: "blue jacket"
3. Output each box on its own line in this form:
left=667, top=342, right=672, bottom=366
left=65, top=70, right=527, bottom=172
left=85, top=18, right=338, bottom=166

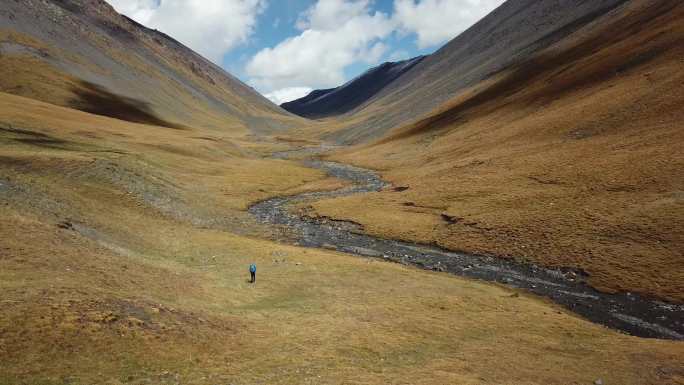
left=249, top=263, right=257, bottom=273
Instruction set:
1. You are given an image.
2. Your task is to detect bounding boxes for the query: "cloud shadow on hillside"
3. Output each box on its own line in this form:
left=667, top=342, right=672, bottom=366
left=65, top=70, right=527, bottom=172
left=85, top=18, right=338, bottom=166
left=70, top=81, right=186, bottom=130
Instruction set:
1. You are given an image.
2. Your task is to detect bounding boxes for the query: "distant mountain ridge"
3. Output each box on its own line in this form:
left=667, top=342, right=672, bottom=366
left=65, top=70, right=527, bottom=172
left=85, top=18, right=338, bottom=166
left=282, top=56, right=426, bottom=119
left=0, top=0, right=301, bottom=134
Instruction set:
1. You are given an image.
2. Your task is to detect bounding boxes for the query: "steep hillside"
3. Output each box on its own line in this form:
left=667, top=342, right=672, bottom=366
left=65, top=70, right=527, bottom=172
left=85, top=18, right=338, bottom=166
left=314, top=0, right=632, bottom=143
left=281, top=56, right=425, bottom=119
left=0, top=0, right=302, bottom=134
left=314, top=0, right=684, bottom=301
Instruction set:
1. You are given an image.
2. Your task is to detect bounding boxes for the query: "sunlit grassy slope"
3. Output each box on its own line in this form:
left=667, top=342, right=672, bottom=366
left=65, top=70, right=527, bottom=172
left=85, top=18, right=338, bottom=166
left=309, top=0, right=684, bottom=301
left=2, top=93, right=683, bottom=384
left=0, top=1, right=305, bottom=134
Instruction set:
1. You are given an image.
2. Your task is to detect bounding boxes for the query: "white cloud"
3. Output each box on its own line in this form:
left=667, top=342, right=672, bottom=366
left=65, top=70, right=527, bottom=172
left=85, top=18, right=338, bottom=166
left=246, top=0, right=394, bottom=96
left=363, top=42, right=388, bottom=64
left=107, top=0, right=265, bottom=63
left=264, top=87, right=314, bottom=105
left=393, top=0, right=504, bottom=48
left=388, top=49, right=409, bottom=62
left=107, top=0, right=158, bottom=23
left=296, top=0, right=370, bottom=31
left=109, top=0, right=506, bottom=103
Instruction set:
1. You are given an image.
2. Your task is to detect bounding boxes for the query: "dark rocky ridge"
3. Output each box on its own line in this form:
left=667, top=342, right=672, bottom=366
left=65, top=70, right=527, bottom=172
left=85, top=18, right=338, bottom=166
left=282, top=56, right=426, bottom=119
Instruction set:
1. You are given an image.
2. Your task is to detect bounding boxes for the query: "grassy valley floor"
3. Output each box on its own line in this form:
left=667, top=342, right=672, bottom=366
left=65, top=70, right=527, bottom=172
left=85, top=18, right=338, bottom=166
left=1, top=92, right=683, bottom=384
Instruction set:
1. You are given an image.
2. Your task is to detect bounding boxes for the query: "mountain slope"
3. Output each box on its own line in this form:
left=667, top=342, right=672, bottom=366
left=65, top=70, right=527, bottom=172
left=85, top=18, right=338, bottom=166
left=312, top=0, right=631, bottom=143
left=0, top=0, right=302, bottom=134
left=311, top=0, right=684, bottom=302
left=281, top=56, right=425, bottom=119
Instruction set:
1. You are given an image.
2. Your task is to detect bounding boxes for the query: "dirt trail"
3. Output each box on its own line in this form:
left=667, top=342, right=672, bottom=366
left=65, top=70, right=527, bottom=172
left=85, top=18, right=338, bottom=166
left=249, top=152, right=684, bottom=340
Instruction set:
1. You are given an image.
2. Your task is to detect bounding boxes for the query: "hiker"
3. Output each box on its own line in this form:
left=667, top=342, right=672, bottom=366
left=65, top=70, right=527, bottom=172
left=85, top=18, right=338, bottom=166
left=249, top=263, right=257, bottom=283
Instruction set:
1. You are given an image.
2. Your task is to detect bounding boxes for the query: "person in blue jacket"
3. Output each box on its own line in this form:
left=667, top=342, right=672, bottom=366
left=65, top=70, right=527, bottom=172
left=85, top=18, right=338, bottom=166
left=249, top=263, right=257, bottom=283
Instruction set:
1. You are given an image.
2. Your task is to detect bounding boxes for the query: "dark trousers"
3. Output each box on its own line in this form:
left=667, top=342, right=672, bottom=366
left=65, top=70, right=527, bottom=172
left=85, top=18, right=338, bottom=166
left=250, top=271, right=256, bottom=283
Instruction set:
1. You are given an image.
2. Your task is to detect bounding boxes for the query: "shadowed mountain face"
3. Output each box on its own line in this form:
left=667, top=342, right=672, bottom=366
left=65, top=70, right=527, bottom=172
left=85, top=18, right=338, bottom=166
left=317, top=0, right=631, bottom=143
left=0, top=0, right=301, bottom=133
left=281, top=56, right=426, bottom=119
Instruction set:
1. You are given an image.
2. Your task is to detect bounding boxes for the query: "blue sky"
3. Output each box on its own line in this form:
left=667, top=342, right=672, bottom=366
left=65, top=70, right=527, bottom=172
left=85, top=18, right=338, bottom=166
left=222, top=0, right=433, bottom=83
left=107, top=0, right=504, bottom=103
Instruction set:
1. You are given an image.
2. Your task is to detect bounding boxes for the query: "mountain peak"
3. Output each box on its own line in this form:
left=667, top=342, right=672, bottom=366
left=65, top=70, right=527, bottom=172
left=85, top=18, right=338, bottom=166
left=281, top=55, right=426, bottom=119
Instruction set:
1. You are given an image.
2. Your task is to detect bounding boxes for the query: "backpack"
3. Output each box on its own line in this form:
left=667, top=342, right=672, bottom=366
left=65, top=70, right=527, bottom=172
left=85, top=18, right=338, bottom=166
left=249, top=264, right=256, bottom=273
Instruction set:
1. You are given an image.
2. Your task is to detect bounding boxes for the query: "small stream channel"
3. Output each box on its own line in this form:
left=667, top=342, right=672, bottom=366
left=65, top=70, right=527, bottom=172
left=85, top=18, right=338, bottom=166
left=249, top=158, right=684, bottom=340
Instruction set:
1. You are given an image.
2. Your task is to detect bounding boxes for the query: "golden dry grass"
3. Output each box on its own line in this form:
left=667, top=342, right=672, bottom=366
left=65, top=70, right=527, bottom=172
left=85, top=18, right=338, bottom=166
left=4, top=203, right=684, bottom=385
left=1, top=91, right=683, bottom=384
left=0, top=24, right=306, bottom=134
left=309, top=1, right=684, bottom=301
left=0, top=91, right=325, bottom=208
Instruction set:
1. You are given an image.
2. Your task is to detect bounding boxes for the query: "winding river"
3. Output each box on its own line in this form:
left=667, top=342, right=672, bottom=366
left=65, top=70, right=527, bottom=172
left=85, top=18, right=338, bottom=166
left=249, top=158, right=684, bottom=340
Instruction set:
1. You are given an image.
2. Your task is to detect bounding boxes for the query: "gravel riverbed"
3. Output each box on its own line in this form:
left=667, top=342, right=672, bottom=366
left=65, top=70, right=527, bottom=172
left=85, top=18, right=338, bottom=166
left=249, top=159, right=684, bottom=340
